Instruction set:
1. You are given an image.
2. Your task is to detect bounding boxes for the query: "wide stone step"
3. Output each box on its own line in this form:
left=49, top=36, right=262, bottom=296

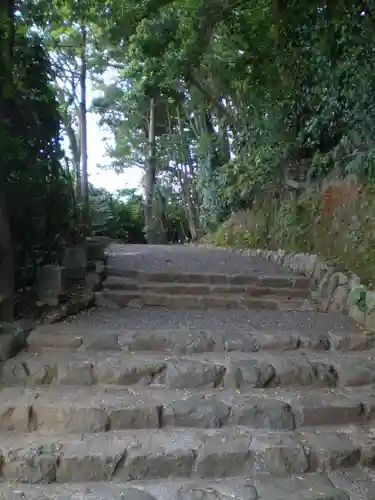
left=104, top=276, right=309, bottom=298
left=27, top=324, right=373, bottom=354
left=0, top=471, right=362, bottom=499
left=107, top=268, right=311, bottom=289
left=1, top=425, right=374, bottom=483
left=4, top=349, right=375, bottom=389
left=0, top=385, right=371, bottom=434
left=98, top=290, right=310, bottom=310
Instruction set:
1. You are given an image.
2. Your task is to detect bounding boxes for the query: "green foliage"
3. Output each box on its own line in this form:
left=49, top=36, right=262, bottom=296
left=90, top=186, right=191, bottom=244
left=213, top=226, right=257, bottom=249
left=270, top=196, right=322, bottom=252
left=3, top=30, right=79, bottom=294
left=91, top=188, right=146, bottom=243
left=348, top=286, right=367, bottom=313
left=107, top=1, right=375, bottom=219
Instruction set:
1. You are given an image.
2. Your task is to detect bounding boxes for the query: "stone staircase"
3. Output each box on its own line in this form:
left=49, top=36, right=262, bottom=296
left=0, top=244, right=374, bottom=499
left=98, top=244, right=313, bottom=310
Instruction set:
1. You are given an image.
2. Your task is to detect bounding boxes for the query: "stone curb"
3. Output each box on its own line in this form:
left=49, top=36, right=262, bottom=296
left=0, top=239, right=110, bottom=362
left=224, top=247, right=373, bottom=331
left=34, top=238, right=109, bottom=325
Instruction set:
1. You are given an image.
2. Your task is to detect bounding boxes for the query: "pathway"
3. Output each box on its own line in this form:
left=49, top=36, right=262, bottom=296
left=0, top=245, right=374, bottom=499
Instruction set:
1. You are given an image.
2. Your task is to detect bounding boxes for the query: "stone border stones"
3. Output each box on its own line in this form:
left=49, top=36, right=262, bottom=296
left=229, top=248, right=375, bottom=330
left=35, top=237, right=109, bottom=324
left=0, top=320, right=35, bottom=362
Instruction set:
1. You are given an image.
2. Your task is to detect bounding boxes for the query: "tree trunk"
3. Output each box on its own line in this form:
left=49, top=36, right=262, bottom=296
left=63, top=111, right=81, bottom=197
left=0, top=190, right=14, bottom=320
left=144, top=97, right=159, bottom=243
left=79, top=24, right=89, bottom=230
left=0, top=0, right=15, bottom=319
left=181, top=164, right=197, bottom=241
left=188, top=152, right=200, bottom=224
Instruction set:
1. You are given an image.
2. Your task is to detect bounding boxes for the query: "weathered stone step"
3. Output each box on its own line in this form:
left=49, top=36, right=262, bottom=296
left=0, top=471, right=360, bottom=499
left=0, top=385, right=370, bottom=434
left=27, top=324, right=373, bottom=354
left=107, top=268, right=311, bottom=289
left=98, top=290, right=310, bottom=310
left=0, top=426, right=373, bottom=483
left=4, top=349, right=375, bottom=389
left=104, top=276, right=309, bottom=298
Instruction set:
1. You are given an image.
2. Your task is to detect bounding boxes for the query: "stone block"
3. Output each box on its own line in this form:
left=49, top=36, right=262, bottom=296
left=2, top=439, right=63, bottom=483
left=329, top=285, right=349, bottom=312
left=94, top=356, right=166, bottom=386
left=165, top=360, right=225, bottom=389
left=317, top=271, right=336, bottom=303
left=364, top=309, right=375, bottom=331
left=195, top=434, right=252, bottom=478
left=85, top=272, right=102, bottom=291
left=163, top=395, right=230, bottom=428
left=329, top=469, right=375, bottom=500
left=317, top=271, right=348, bottom=312
left=365, top=290, right=375, bottom=313
left=85, top=237, right=107, bottom=261
left=349, top=305, right=366, bottom=326
left=348, top=273, right=361, bottom=289
left=277, top=249, right=287, bottom=265
left=303, top=254, right=318, bottom=278
left=311, top=259, right=329, bottom=287
left=35, top=265, right=67, bottom=305
left=94, top=291, right=121, bottom=309
left=228, top=395, right=295, bottom=430
left=56, top=435, right=126, bottom=482
left=120, top=431, right=200, bottom=480
left=63, top=246, right=87, bottom=269
left=286, top=390, right=363, bottom=427
left=289, top=253, right=304, bottom=273
left=65, top=289, right=94, bottom=315
left=270, top=252, right=279, bottom=264
left=224, top=358, right=276, bottom=389
left=283, top=253, right=295, bottom=269
left=0, top=320, right=34, bottom=361
left=327, top=332, right=374, bottom=351
left=254, top=474, right=343, bottom=500
left=336, top=352, right=375, bottom=386
left=63, top=246, right=87, bottom=285
left=88, top=235, right=111, bottom=245
left=95, top=259, right=107, bottom=276
left=300, top=429, right=361, bottom=471
left=251, top=431, right=309, bottom=475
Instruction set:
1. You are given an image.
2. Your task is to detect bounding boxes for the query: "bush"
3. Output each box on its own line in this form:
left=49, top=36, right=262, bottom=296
left=211, top=182, right=375, bottom=285
left=91, top=188, right=145, bottom=243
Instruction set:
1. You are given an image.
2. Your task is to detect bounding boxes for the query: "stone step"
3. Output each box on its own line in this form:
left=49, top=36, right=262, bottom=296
left=4, top=349, right=375, bottom=389
left=27, top=325, right=373, bottom=354
left=0, top=471, right=363, bottom=499
left=104, top=276, right=310, bottom=298
left=0, top=385, right=371, bottom=434
left=107, top=268, right=311, bottom=289
left=98, top=290, right=310, bottom=310
left=0, top=425, right=373, bottom=483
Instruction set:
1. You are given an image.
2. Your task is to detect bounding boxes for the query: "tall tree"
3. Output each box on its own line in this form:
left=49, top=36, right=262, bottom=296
left=0, top=0, right=15, bottom=318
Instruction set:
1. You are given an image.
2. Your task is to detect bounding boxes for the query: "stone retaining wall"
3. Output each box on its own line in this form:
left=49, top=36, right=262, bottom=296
left=35, top=236, right=109, bottom=324
left=232, top=248, right=374, bottom=330
left=0, top=237, right=110, bottom=363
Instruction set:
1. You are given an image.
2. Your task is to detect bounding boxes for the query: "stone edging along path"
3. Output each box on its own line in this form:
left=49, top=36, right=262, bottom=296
left=228, top=247, right=375, bottom=331
left=0, top=237, right=110, bottom=364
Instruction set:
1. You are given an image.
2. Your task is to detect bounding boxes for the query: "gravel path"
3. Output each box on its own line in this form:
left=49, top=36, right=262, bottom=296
left=69, top=307, right=360, bottom=336
left=107, top=244, right=295, bottom=276
left=92, top=243, right=361, bottom=335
